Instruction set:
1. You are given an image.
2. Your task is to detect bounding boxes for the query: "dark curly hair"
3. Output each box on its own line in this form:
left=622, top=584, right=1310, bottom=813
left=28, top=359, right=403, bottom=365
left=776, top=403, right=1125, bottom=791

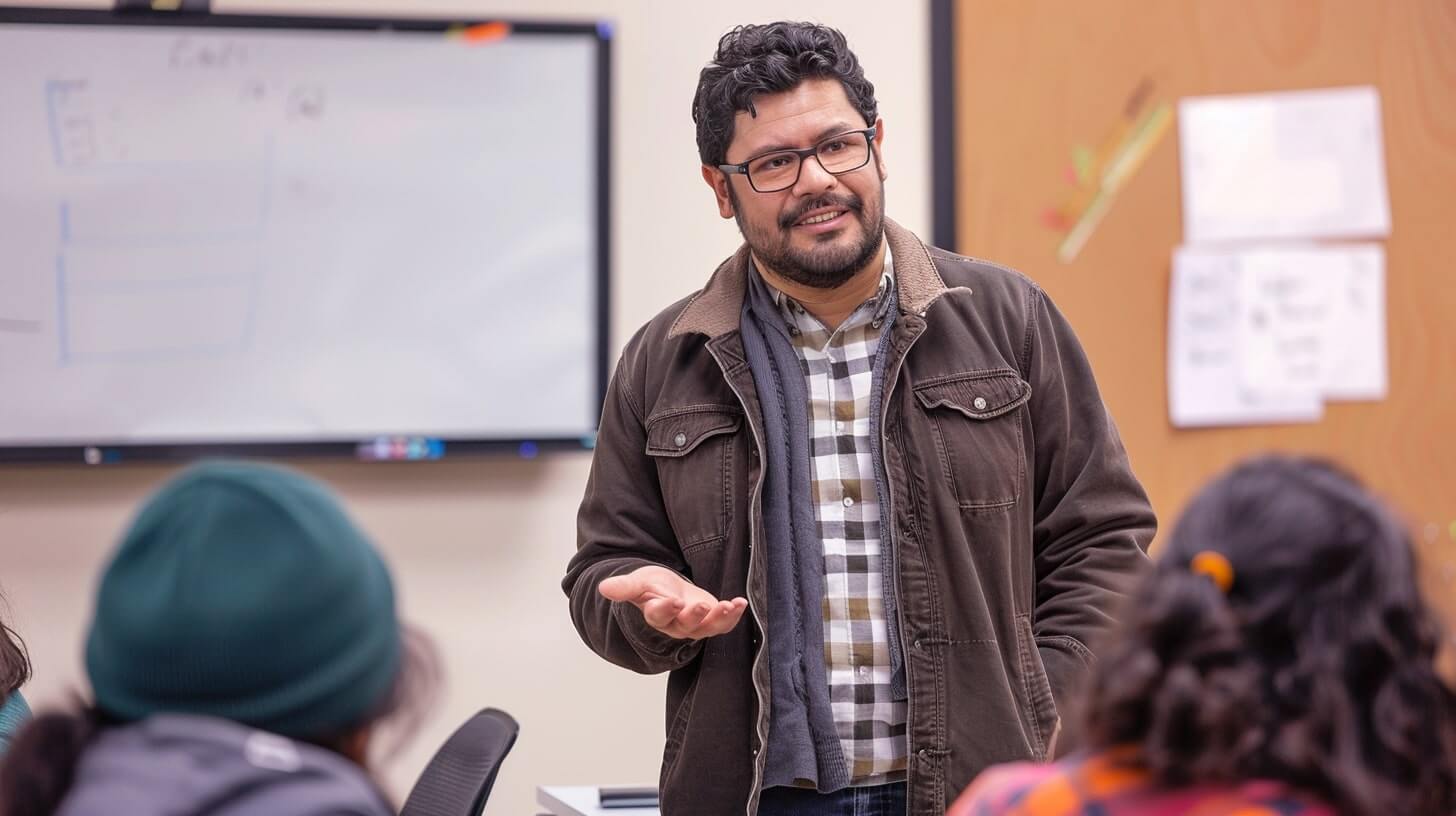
left=1, top=589, right=30, bottom=701
left=1082, top=455, right=1456, bottom=815
left=691, top=21, right=878, bottom=166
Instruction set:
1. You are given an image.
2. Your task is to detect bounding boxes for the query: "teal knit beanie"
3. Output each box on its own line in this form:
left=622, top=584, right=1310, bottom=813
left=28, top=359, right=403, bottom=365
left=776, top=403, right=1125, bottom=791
left=86, top=460, right=401, bottom=740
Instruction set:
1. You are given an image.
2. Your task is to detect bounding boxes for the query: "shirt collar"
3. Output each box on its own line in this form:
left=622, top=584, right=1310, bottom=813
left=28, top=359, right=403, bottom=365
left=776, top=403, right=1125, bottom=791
left=753, top=242, right=895, bottom=328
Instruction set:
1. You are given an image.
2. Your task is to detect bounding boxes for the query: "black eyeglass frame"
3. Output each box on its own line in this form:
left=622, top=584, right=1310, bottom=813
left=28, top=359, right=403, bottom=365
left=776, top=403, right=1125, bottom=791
left=717, top=126, right=878, bottom=193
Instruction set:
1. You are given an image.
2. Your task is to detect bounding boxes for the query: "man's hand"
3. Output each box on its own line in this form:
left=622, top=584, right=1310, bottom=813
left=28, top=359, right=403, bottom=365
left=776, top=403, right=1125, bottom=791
left=598, top=565, right=748, bottom=640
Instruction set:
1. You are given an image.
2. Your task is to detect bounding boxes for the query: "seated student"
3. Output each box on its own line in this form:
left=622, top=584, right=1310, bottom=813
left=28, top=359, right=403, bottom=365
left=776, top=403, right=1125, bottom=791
left=948, top=455, right=1456, bottom=816
left=0, top=460, right=435, bottom=816
left=0, top=591, right=31, bottom=756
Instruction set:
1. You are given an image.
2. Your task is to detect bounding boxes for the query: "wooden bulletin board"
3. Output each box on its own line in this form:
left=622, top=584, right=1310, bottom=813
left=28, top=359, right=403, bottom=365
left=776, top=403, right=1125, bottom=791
left=945, top=0, right=1456, bottom=611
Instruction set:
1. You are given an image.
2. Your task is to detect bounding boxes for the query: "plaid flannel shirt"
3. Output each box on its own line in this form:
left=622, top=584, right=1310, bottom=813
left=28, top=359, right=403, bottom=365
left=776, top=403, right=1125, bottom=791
left=766, top=247, right=907, bottom=785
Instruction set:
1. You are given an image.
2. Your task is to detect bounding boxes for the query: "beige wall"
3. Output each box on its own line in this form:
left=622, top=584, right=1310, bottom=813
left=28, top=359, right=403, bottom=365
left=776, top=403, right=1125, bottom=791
left=0, top=2, right=930, bottom=813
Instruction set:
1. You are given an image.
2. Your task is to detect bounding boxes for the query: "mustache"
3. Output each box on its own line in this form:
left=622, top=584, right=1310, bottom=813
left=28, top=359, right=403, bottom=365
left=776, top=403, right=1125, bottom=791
left=779, top=194, right=863, bottom=230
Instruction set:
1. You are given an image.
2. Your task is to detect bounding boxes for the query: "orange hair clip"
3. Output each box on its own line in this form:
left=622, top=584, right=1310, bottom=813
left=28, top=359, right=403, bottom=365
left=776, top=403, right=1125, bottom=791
left=1189, top=551, right=1234, bottom=594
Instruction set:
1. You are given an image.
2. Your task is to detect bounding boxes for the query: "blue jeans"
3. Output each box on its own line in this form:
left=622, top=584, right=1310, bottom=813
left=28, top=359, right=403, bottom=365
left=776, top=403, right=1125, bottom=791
left=756, top=781, right=907, bottom=816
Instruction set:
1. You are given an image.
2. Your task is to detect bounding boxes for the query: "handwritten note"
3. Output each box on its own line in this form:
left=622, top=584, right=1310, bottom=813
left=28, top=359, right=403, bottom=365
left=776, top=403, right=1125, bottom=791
left=1168, top=245, right=1385, bottom=428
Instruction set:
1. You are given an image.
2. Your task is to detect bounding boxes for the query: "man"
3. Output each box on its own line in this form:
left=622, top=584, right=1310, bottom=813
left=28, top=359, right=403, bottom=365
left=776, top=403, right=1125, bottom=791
left=564, top=21, right=1154, bottom=816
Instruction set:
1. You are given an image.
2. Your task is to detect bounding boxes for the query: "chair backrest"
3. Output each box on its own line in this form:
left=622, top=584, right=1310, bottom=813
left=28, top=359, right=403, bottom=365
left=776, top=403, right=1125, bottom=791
left=399, top=708, right=520, bottom=816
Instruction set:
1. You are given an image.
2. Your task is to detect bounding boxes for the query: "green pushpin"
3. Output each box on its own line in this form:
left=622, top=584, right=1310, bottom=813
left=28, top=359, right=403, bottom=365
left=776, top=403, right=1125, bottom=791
left=1073, top=146, right=1094, bottom=186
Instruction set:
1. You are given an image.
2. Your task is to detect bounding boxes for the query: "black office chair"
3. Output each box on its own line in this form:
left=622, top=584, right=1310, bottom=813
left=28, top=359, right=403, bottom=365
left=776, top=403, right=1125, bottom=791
left=399, top=708, right=520, bottom=816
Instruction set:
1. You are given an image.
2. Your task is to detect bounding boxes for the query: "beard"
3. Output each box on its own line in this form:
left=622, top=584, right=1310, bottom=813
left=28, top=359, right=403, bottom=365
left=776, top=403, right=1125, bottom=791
left=730, top=181, right=885, bottom=290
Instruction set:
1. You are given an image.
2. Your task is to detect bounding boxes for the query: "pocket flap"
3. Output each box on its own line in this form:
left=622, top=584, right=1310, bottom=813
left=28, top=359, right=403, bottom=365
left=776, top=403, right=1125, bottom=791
left=914, top=371, right=1031, bottom=420
left=645, top=407, right=742, bottom=457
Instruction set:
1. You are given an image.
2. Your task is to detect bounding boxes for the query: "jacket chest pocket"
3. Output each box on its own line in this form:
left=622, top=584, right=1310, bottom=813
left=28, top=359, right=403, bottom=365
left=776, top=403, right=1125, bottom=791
left=913, top=370, right=1031, bottom=514
left=645, top=406, right=741, bottom=551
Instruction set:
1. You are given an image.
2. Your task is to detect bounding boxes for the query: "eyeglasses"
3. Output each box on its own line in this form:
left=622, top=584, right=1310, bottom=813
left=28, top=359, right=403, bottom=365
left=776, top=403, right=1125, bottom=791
left=718, top=126, right=877, bottom=193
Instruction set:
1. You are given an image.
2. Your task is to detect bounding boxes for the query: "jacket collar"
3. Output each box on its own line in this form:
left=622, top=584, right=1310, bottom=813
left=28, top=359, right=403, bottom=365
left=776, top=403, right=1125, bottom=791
left=668, top=217, right=953, bottom=340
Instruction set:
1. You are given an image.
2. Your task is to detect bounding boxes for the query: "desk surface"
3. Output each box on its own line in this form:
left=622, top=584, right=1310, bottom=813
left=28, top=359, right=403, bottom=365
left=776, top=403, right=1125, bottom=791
left=537, top=786, right=661, bottom=816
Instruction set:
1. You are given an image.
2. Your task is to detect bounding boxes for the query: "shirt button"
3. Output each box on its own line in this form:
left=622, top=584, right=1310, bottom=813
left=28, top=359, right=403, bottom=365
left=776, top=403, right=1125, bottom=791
left=834, top=420, right=845, bottom=432
left=842, top=496, right=854, bottom=508
left=673, top=432, right=687, bottom=447
left=973, top=396, right=988, bottom=410
left=856, top=665, right=870, bottom=679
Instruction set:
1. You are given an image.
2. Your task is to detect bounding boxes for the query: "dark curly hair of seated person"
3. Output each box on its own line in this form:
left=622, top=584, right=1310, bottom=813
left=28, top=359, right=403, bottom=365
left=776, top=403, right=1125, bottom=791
left=1081, top=455, right=1456, bottom=816
left=1, top=590, right=29, bottom=701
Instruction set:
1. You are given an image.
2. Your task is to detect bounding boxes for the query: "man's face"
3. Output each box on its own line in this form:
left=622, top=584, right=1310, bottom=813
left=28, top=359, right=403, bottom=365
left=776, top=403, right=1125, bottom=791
left=703, top=78, right=888, bottom=290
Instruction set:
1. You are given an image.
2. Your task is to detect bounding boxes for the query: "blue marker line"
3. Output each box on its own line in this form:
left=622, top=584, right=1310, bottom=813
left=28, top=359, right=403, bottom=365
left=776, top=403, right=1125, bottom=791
left=56, top=253, right=70, bottom=365
left=64, top=229, right=261, bottom=250
left=75, top=272, right=249, bottom=296
left=68, top=342, right=239, bottom=366
left=44, top=81, right=66, bottom=168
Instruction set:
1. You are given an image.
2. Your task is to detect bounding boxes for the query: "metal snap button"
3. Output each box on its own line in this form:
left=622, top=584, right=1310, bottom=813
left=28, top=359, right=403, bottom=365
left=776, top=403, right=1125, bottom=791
left=973, top=396, right=988, bottom=410
left=673, top=432, right=687, bottom=447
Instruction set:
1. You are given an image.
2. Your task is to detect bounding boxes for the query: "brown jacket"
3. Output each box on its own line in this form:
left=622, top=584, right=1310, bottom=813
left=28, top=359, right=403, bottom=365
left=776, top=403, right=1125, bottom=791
left=564, top=220, right=1155, bottom=816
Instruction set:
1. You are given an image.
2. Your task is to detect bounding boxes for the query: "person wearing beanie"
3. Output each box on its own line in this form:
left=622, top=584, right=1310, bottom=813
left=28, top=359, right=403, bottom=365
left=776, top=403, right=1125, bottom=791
left=0, top=591, right=31, bottom=757
left=0, top=460, right=428, bottom=816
